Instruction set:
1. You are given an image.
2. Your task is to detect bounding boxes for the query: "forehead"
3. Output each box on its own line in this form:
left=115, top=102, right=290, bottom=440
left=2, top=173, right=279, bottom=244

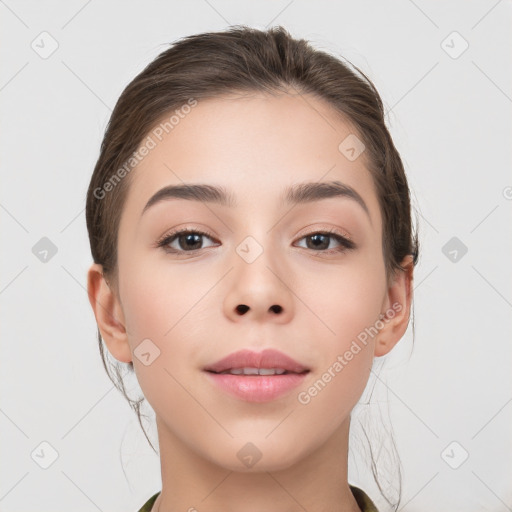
left=121, top=92, right=380, bottom=225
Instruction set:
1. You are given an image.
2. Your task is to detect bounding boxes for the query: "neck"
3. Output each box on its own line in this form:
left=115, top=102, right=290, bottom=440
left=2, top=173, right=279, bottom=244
left=152, top=415, right=361, bottom=512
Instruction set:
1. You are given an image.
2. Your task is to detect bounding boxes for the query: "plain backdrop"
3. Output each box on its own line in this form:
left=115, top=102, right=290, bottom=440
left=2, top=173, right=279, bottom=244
left=1, top=1, right=511, bottom=511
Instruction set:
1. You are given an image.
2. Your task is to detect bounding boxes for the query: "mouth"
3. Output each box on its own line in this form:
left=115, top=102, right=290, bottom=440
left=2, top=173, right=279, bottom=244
left=205, top=368, right=310, bottom=376
left=203, top=347, right=310, bottom=374
left=202, top=348, right=311, bottom=402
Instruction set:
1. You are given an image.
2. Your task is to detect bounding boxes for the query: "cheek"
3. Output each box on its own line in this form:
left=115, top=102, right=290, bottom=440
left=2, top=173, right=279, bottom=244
left=301, top=257, right=387, bottom=348
left=292, top=279, right=383, bottom=435
left=120, top=253, right=205, bottom=341
left=117, top=255, right=206, bottom=397
left=288, top=256, right=386, bottom=411
left=119, top=263, right=204, bottom=415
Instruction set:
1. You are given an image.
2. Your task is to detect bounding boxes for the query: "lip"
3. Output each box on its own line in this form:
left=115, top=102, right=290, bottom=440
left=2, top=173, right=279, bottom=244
left=203, top=348, right=310, bottom=403
left=203, top=348, right=309, bottom=373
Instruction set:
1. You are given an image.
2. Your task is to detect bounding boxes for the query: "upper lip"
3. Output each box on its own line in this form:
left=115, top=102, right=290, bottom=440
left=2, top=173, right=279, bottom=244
left=203, top=348, right=310, bottom=374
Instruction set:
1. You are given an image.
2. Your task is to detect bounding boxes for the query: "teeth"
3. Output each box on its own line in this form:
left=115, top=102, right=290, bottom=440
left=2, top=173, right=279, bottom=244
left=258, top=368, right=283, bottom=376
left=219, top=367, right=287, bottom=375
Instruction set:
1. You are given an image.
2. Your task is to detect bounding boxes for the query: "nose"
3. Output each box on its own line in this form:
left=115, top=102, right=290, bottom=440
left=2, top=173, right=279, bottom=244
left=223, top=246, right=294, bottom=324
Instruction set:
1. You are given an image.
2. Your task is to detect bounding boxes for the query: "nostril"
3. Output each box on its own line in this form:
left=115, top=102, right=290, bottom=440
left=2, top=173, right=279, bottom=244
left=235, top=304, right=249, bottom=314
left=270, top=305, right=282, bottom=313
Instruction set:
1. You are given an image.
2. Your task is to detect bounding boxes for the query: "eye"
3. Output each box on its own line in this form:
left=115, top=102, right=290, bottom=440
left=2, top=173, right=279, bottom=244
left=156, top=227, right=355, bottom=255
left=156, top=229, right=218, bottom=253
left=294, top=229, right=355, bottom=254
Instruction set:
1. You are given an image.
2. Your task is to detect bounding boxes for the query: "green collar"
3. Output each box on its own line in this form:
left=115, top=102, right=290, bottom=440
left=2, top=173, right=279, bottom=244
left=137, top=484, right=378, bottom=512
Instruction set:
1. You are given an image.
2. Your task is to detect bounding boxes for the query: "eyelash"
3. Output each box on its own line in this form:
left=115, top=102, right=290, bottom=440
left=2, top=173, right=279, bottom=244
left=155, top=227, right=356, bottom=256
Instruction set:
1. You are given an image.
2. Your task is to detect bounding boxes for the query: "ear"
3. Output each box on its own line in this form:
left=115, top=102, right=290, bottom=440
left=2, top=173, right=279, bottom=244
left=374, top=255, right=414, bottom=357
left=87, top=263, right=132, bottom=363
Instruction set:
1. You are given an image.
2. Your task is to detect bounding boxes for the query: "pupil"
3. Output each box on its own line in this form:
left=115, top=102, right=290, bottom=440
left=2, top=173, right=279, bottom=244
left=308, top=234, right=328, bottom=250
left=180, top=233, right=202, bottom=250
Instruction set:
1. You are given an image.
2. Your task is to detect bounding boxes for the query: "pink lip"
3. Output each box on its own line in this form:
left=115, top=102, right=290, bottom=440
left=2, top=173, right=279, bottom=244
left=204, top=372, right=308, bottom=402
left=203, top=348, right=309, bottom=373
left=203, top=348, right=310, bottom=403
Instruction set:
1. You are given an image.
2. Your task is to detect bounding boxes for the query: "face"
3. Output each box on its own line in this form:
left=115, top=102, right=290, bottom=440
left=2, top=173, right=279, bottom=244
left=112, top=91, right=394, bottom=471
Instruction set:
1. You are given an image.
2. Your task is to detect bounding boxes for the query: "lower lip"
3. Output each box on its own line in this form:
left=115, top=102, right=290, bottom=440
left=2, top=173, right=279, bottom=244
left=203, top=371, right=308, bottom=402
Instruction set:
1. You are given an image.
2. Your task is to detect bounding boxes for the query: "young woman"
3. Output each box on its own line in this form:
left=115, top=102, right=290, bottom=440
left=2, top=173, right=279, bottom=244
left=86, top=25, right=418, bottom=512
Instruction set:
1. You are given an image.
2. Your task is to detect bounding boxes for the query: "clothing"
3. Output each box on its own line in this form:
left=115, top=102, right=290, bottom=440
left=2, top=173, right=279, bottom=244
left=137, top=484, right=378, bottom=512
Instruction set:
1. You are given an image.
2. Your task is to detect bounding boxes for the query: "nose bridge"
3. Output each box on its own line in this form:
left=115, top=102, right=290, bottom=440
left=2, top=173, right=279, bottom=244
left=223, top=232, right=294, bottom=322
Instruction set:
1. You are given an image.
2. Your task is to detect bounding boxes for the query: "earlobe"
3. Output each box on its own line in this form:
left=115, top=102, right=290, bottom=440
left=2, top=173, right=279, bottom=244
left=374, top=255, right=414, bottom=357
left=86, top=263, right=132, bottom=363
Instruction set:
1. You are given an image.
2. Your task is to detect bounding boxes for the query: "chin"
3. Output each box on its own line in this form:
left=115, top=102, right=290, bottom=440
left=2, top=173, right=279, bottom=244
left=203, top=438, right=309, bottom=473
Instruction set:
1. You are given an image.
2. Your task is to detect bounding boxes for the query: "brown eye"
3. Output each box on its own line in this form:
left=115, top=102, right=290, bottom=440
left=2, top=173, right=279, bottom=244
left=295, top=231, right=355, bottom=253
left=175, top=232, right=204, bottom=250
left=157, top=229, right=217, bottom=253
left=305, top=233, right=330, bottom=250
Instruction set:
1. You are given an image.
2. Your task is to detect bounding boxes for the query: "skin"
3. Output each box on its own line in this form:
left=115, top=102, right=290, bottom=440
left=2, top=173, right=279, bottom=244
left=88, top=91, right=413, bottom=512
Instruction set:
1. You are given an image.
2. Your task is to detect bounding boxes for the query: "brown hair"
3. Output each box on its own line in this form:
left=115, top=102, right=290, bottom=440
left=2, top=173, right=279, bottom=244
left=86, top=24, right=419, bottom=509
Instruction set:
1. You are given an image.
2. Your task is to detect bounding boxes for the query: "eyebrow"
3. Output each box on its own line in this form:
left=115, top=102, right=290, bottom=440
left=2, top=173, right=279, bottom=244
left=141, top=180, right=371, bottom=220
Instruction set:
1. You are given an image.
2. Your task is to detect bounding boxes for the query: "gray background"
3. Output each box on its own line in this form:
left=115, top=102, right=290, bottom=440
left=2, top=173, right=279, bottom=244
left=1, top=1, right=511, bottom=511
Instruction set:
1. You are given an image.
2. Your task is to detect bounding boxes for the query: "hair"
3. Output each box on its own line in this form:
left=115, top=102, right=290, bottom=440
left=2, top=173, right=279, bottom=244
left=86, top=25, right=419, bottom=510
